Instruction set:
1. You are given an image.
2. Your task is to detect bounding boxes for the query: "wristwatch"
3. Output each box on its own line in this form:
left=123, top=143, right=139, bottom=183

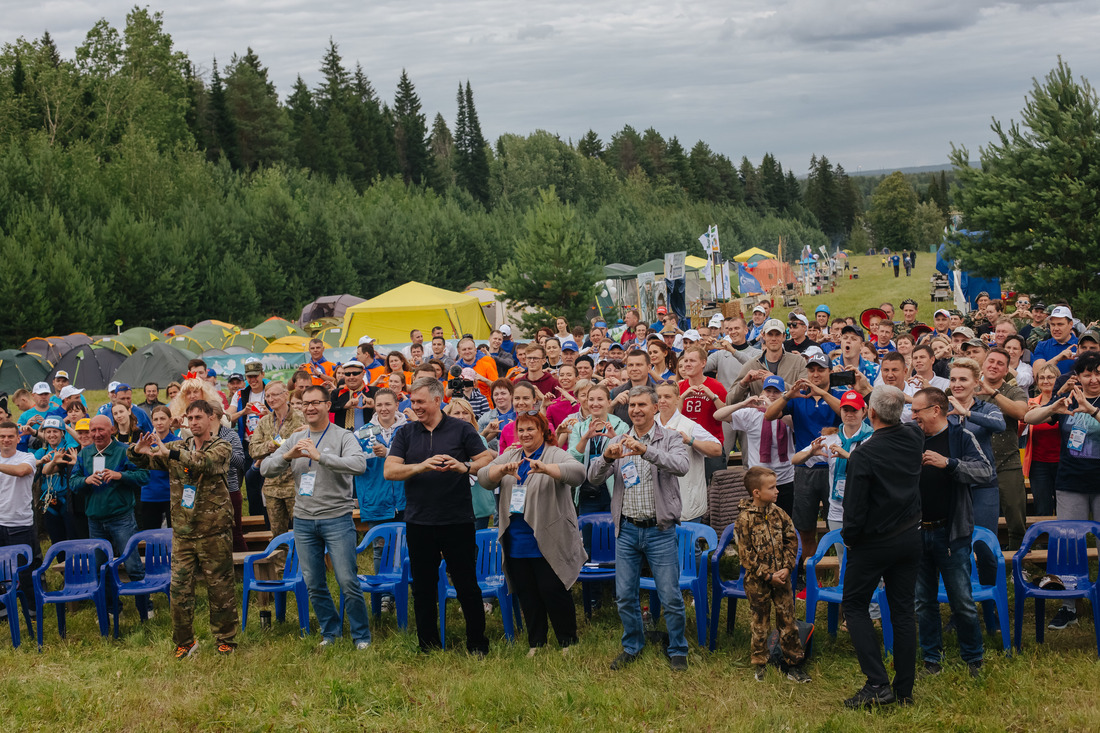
left=464, top=460, right=472, bottom=475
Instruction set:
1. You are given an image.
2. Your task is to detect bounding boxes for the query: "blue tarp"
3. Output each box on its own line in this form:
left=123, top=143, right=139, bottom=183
left=937, top=233, right=1000, bottom=308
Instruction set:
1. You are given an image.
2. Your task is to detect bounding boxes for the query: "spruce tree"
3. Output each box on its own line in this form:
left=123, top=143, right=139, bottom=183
left=206, top=58, right=240, bottom=168
left=287, top=74, right=323, bottom=170
left=460, top=81, right=491, bottom=205
left=577, top=130, right=603, bottom=159
left=429, top=112, right=455, bottom=187
left=392, top=69, right=433, bottom=186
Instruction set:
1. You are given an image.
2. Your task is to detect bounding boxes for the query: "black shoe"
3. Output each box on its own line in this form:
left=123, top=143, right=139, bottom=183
left=1048, top=608, right=1078, bottom=630
left=843, top=683, right=896, bottom=709
left=786, top=666, right=812, bottom=683
left=668, top=655, right=688, bottom=671
left=920, top=661, right=943, bottom=677
left=754, top=664, right=767, bottom=681
left=968, top=660, right=982, bottom=678
left=895, top=695, right=914, bottom=707
left=610, top=651, right=639, bottom=670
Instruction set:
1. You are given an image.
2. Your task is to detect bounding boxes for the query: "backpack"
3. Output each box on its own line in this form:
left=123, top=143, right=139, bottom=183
left=767, top=619, right=815, bottom=670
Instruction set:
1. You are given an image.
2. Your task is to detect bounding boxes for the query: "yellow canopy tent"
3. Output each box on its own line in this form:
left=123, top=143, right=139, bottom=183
left=264, top=335, right=312, bottom=353
left=340, top=282, right=493, bottom=346
left=732, top=247, right=777, bottom=263
left=684, top=255, right=709, bottom=269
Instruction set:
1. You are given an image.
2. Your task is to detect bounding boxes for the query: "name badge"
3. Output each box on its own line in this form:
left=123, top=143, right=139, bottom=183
left=299, top=471, right=317, bottom=497
left=831, top=478, right=846, bottom=503
left=182, top=484, right=197, bottom=509
left=273, top=435, right=285, bottom=447
left=509, top=483, right=528, bottom=514
left=1069, top=427, right=1086, bottom=451
left=93, top=456, right=106, bottom=474
left=622, top=460, right=641, bottom=488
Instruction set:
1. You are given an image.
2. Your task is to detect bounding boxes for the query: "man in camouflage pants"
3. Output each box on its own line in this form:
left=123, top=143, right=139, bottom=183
left=132, top=399, right=238, bottom=659
left=734, top=466, right=809, bottom=682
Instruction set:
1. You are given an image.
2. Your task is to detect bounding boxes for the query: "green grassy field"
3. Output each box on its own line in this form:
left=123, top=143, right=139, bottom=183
left=788, top=251, right=942, bottom=323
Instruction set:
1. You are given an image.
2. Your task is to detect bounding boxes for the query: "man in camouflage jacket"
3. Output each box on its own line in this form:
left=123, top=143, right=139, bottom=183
left=132, top=398, right=238, bottom=658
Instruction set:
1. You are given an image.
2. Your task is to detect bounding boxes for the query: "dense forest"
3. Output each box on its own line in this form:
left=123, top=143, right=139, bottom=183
left=0, top=8, right=949, bottom=347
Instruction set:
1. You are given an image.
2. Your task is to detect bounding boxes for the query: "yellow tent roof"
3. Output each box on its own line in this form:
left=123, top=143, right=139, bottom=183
left=340, top=281, right=493, bottom=346
left=263, top=335, right=312, bottom=353
left=684, top=255, right=709, bottom=269
left=733, top=247, right=777, bottom=263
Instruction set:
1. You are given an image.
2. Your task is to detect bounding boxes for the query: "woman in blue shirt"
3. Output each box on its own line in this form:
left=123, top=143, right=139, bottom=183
left=34, top=418, right=76, bottom=543
left=140, top=405, right=179, bottom=530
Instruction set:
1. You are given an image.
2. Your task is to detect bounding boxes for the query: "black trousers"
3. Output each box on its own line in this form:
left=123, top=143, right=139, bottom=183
left=139, top=500, right=171, bottom=531
left=407, top=522, right=488, bottom=653
left=842, top=524, right=921, bottom=699
left=505, top=555, right=577, bottom=648
left=776, top=481, right=795, bottom=519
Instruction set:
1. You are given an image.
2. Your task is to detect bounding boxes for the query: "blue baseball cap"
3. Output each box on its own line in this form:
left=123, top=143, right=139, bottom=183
left=114, top=383, right=132, bottom=392
left=560, top=338, right=579, bottom=352
left=594, top=321, right=607, bottom=328
left=815, top=304, right=831, bottom=314
left=763, top=375, right=785, bottom=392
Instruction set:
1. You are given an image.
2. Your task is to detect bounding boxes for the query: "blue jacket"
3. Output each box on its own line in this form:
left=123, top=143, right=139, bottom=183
left=936, top=423, right=995, bottom=546
left=354, top=418, right=408, bottom=521
left=948, top=398, right=1004, bottom=490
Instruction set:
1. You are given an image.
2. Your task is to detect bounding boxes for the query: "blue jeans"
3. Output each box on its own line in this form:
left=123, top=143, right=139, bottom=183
left=615, top=521, right=687, bottom=657
left=88, top=512, right=150, bottom=616
left=295, top=514, right=370, bottom=644
left=970, top=485, right=1000, bottom=627
left=915, top=526, right=983, bottom=664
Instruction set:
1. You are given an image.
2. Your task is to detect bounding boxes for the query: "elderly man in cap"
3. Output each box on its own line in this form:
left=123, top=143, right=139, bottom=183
left=730, top=319, right=809, bottom=403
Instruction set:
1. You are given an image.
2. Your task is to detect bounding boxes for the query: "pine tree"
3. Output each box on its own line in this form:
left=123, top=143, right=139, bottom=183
left=287, top=74, right=323, bottom=170
left=224, top=48, right=288, bottom=169
left=348, top=63, right=396, bottom=181
left=460, top=82, right=491, bottom=205
left=739, top=156, right=763, bottom=210
left=206, top=58, right=240, bottom=168
left=577, top=130, right=603, bottom=159
left=758, top=153, right=787, bottom=210
left=429, top=112, right=455, bottom=187
left=665, top=136, right=693, bottom=191
left=392, top=69, right=433, bottom=186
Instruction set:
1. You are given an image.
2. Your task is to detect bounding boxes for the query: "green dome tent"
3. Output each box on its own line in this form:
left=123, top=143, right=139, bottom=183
left=221, top=331, right=269, bottom=352
left=0, top=350, right=51, bottom=394
left=48, top=344, right=127, bottom=391
left=115, top=327, right=162, bottom=352
left=112, top=342, right=190, bottom=390
left=186, top=324, right=233, bottom=351
left=92, top=337, right=132, bottom=356
left=251, top=317, right=307, bottom=341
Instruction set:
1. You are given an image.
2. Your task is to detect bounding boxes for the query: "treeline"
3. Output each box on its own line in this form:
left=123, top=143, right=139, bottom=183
left=1, top=8, right=852, bottom=346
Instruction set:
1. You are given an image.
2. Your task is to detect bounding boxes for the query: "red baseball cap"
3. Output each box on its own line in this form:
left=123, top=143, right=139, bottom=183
left=839, top=390, right=865, bottom=410
left=656, top=306, right=667, bottom=314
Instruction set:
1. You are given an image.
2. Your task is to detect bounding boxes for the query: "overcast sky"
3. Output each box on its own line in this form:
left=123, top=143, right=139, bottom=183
left=9, top=1, right=1100, bottom=171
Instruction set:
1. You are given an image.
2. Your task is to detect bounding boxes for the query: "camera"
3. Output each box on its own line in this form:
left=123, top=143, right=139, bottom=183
left=447, top=365, right=473, bottom=392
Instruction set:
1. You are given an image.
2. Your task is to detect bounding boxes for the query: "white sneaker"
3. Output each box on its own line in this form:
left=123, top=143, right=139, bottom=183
left=356, top=641, right=371, bottom=651
left=526, top=647, right=538, bottom=658
left=318, top=637, right=336, bottom=647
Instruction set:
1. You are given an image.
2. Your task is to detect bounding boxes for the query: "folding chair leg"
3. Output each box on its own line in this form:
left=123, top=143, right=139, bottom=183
left=57, top=603, right=67, bottom=639
left=1034, top=599, right=1045, bottom=645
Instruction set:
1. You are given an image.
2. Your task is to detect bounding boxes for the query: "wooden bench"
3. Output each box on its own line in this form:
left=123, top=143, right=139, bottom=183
left=813, top=516, right=1057, bottom=534
left=809, top=546, right=1098, bottom=573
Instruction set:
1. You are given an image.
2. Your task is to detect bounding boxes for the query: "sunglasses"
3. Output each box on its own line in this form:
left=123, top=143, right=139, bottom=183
left=343, top=371, right=364, bottom=376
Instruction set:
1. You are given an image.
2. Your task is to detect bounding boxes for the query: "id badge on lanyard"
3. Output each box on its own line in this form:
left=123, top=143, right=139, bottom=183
left=509, top=483, right=528, bottom=514
left=299, top=471, right=317, bottom=496
left=182, top=485, right=197, bottom=509
left=621, top=459, right=641, bottom=488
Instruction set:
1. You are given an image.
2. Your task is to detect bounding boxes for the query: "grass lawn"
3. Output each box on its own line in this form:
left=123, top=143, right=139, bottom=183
left=798, top=252, right=944, bottom=322
left=3, top=552, right=1099, bottom=731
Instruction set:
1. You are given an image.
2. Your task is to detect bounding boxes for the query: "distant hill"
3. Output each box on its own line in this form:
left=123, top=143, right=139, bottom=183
left=848, top=163, right=975, bottom=177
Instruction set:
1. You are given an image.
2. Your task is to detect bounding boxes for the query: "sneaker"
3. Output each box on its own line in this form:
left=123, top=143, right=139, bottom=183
left=754, top=664, right=767, bottom=681
left=217, top=643, right=235, bottom=656
left=483, top=602, right=493, bottom=615
left=786, top=666, right=812, bottom=683
left=174, top=641, right=198, bottom=660
left=668, top=655, right=688, bottom=671
left=356, top=641, right=371, bottom=651
left=843, top=683, right=896, bottom=709
left=610, top=651, right=639, bottom=670
left=1048, top=607, right=1078, bottom=630
left=380, top=597, right=394, bottom=613
left=968, top=660, right=983, bottom=678
left=526, top=647, right=538, bottom=658
left=318, top=637, right=336, bottom=647
left=920, top=661, right=943, bottom=677
left=143, top=609, right=155, bottom=622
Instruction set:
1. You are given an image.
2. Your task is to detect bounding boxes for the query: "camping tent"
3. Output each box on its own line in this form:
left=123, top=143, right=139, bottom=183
left=315, top=327, right=343, bottom=347
left=0, top=349, right=51, bottom=393
left=733, top=247, right=777, bottom=263
left=115, top=327, right=162, bottom=353
left=193, top=319, right=236, bottom=330
left=298, top=294, right=366, bottom=328
left=162, top=324, right=192, bottom=337
left=112, top=342, right=190, bottom=389
left=222, top=331, right=269, bottom=352
left=264, top=335, right=312, bottom=353
left=49, top=344, right=126, bottom=391
left=92, top=337, right=132, bottom=356
left=340, top=282, right=493, bottom=346
left=22, top=334, right=90, bottom=365
left=251, top=317, right=307, bottom=341
left=744, top=259, right=795, bottom=290
left=187, top=324, right=233, bottom=351
left=165, top=335, right=204, bottom=354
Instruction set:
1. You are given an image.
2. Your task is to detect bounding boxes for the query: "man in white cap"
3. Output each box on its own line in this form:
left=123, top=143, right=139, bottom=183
left=97, top=381, right=122, bottom=417
left=49, top=371, right=86, bottom=411
left=331, top=360, right=374, bottom=430
left=784, top=313, right=817, bottom=354
left=1032, top=305, right=1078, bottom=375
left=498, top=324, right=517, bottom=360
left=17, top=382, right=66, bottom=449
left=729, top=320, right=808, bottom=403
left=747, top=303, right=770, bottom=345
left=931, top=308, right=952, bottom=338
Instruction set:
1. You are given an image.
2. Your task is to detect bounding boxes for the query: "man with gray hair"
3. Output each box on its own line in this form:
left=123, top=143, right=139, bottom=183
left=588, top=384, right=691, bottom=671
left=840, top=385, right=924, bottom=709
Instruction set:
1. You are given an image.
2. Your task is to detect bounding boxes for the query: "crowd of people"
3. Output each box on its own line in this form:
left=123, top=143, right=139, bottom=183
left=1, top=290, right=1097, bottom=709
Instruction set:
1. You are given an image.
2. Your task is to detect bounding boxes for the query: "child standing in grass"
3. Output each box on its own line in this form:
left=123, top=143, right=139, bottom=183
left=734, top=466, right=810, bottom=683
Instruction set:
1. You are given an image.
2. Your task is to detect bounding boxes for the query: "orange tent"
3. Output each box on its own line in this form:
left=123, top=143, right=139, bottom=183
left=747, top=259, right=796, bottom=290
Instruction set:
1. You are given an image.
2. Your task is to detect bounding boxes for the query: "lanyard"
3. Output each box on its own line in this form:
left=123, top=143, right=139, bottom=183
left=308, top=424, right=331, bottom=467
left=517, top=444, right=545, bottom=483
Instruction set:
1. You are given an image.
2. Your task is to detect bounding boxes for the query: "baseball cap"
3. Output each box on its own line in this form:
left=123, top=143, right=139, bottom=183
left=965, top=338, right=988, bottom=350
left=814, top=304, right=831, bottom=315
left=763, top=375, right=785, bottom=391
left=806, top=353, right=830, bottom=369
left=75, top=418, right=91, bottom=431
left=789, top=313, right=809, bottom=328
left=804, top=345, right=826, bottom=358
left=762, top=318, right=786, bottom=335
left=342, top=360, right=366, bottom=372
left=708, top=313, right=724, bottom=328
left=207, top=368, right=218, bottom=378
left=59, top=385, right=84, bottom=400
left=108, top=381, right=120, bottom=393
left=41, top=417, right=63, bottom=430
left=1080, top=331, right=1100, bottom=345
left=561, top=339, right=579, bottom=352
left=840, top=324, right=865, bottom=339
left=608, top=342, right=624, bottom=351
left=753, top=304, right=768, bottom=315
left=358, top=334, right=376, bottom=345
left=1031, top=302, right=1046, bottom=312
left=839, top=390, right=866, bottom=410
left=1050, top=305, right=1073, bottom=319
left=500, top=324, right=512, bottom=336
left=244, top=361, right=264, bottom=375
left=656, top=305, right=667, bottom=314
left=682, top=329, right=701, bottom=342
left=114, top=383, right=131, bottom=392
left=32, top=382, right=51, bottom=395
left=594, top=321, right=607, bottom=328
left=54, top=370, right=70, bottom=380
left=953, top=326, right=976, bottom=340
left=934, top=309, right=950, bottom=318
left=228, top=373, right=245, bottom=382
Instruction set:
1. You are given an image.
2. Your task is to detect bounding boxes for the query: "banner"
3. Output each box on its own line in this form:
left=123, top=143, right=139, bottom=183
left=737, top=263, right=765, bottom=295
left=636, top=271, right=656, bottom=325
left=664, top=251, right=686, bottom=281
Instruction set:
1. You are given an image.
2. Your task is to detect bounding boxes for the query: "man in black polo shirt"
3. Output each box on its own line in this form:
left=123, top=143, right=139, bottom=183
left=385, top=377, right=494, bottom=654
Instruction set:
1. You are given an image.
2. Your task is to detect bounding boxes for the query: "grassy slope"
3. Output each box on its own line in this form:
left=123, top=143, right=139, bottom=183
left=798, top=253, right=941, bottom=322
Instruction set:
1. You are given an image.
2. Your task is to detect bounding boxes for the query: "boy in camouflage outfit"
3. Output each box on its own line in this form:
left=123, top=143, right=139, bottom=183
left=131, top=399, right=238, bottom=659
left=734, top=466, right=810, bottom=682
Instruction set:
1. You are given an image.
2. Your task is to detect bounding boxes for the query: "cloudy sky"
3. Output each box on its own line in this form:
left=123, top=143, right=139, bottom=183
left=9, top=1, right=1099, bottom=171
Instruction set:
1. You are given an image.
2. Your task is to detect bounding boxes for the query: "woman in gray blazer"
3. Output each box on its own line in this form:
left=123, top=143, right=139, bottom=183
left=479, top=411, right=587, bottom=655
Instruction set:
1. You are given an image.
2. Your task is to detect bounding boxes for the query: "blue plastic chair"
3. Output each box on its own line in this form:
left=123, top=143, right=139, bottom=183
left=708, top=523, right=802, bottom=651
left=935, top=526, right=1010, bottom=651
left=639, top=521, right=718, bottom=647
left=32, top=539, right=113, bottom=648
left=437, top=528, right=521, bottom=648
left=577, top=513, right=616, bottom=618
left=0, top=545, right=35, bottom=648
left=338, top=522, right=411, bottom=630
left=242, top=531, right=310, bottom=635
left=1013, top=520, right=1100, bottom=656
left=106, top=529, right=172, bottom=638
left=804, top=529, right=894, bottom=655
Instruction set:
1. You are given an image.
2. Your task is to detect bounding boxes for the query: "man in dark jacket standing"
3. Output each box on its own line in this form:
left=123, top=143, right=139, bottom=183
left=841, top=385, right=923, bottom=709
left=910, top=388, right=993, bottom=677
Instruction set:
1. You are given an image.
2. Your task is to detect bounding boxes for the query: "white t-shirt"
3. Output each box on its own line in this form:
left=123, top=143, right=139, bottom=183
left=657, top=411, right=720, bottom=521
left=232, top=388, right=266, bottom=440
left=901, top=375, right=950, bottom=422
left=724, top=409, right=795, bottom=485
left=0, top=451, right=38, bottom=527
left=820, top=425, right=873, bottom=522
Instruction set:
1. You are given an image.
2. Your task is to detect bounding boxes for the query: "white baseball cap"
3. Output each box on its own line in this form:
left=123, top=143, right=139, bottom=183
left=762, top=318, right=786, bottom=335
left=358, top=334, right=376, bottom=345
left=59, top=385, right=84, bottom=400
left=708, top=314, right=724, bottom=328
left=753, top=304, right=768, bottom=315
left=934, top=309, right=951, bottom=318
left=789, top=312, right=810, bottom=328
left=54, top=370, right=70, bottom=380
left=500, top=324, right=512, bottom=336
left=32, top=382, right=51, bottom=395
left=108, top=381, right=120, bottom=393
left=1050, top=305, right=1073, bottom=319
left=683, top=329, right=701, bottom=342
